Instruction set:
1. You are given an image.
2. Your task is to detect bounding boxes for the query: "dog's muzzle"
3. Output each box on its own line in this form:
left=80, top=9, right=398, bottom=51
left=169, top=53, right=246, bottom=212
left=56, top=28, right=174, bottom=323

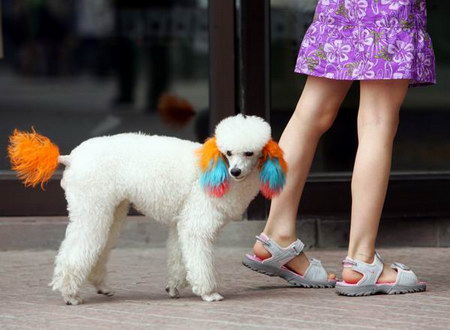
left=229, top=167, right=246, bottom=181
left=230, top=168, right=241, bottom=177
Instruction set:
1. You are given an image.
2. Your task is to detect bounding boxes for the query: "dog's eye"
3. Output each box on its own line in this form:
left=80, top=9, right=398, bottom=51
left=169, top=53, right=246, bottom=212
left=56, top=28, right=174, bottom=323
left=244, top=151, right=254, bottom=157
left=226, top=151, right=232, bottom=156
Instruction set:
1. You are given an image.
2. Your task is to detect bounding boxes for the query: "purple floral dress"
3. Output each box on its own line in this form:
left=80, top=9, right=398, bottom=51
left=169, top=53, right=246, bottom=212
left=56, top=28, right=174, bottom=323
left=295, top=0, right=436, bottom=87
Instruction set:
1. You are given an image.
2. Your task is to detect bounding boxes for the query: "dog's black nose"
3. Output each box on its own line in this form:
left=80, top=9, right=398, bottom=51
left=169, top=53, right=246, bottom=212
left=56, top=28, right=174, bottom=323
left=230, top=168, right=241, bottom=177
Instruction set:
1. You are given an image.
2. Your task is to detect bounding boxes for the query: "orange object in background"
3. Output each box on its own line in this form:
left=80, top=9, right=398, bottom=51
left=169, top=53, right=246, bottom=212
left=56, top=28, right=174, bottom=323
left=157, top=93, right=195, bottom=127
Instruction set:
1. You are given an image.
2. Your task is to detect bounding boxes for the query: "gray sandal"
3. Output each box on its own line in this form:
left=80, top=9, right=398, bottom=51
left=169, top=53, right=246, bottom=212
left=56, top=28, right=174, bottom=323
left=242, top=234, right=336, bottom=288
left=335, top=252, right=426, bottom=296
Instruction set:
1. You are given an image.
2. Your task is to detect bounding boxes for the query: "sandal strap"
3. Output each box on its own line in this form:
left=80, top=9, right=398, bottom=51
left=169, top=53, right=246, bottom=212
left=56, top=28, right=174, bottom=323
left=303, top=258, right=329, bottom=282
left=390, top=262, right=419, bottom=286
left=342, top=252, right=384, bottom=285
left=256, top=234, right=305, bottom=268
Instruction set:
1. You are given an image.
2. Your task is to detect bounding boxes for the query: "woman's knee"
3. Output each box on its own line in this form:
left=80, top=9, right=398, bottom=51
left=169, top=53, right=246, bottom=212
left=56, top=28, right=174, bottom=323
left=358, top=107, right=400, bottom=137
left=294, top=104, right=338, bottom=135
left=358, top=80, right=407, bottom=135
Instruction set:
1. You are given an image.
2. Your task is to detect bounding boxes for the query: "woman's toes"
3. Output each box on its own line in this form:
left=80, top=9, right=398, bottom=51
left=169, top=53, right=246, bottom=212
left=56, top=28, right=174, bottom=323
left=328, top=273, right=336, bottom=280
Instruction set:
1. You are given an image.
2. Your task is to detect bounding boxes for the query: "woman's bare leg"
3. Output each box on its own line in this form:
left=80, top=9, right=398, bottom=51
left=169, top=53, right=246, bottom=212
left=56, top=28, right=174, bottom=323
left=343, top=79, right=409, bottom=284
left=253, top=76, right=352, bottom=276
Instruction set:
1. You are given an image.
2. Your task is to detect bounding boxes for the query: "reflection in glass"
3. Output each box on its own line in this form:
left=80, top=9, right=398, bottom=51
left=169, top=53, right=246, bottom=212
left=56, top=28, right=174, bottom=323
left=0, top=0, right=210, bottom=170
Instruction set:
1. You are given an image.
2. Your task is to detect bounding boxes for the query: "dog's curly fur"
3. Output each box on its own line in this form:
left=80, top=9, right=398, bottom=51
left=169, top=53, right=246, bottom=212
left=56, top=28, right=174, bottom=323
left=8, top=114, right=287, bottom=304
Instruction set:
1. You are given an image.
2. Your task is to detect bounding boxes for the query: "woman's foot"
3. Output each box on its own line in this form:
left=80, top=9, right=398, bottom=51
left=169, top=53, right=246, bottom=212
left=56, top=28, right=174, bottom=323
left=341, top=254, right=398, bottom=284
left=253, top=235, right=336, bottom=280
left=336, top=252, right=426, bottom=296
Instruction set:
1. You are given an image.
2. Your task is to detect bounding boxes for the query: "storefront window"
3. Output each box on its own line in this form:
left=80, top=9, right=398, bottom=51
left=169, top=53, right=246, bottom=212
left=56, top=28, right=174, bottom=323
left=270, top=0, right=450, bottom=172
left=0, top=0, right=210, bottom=170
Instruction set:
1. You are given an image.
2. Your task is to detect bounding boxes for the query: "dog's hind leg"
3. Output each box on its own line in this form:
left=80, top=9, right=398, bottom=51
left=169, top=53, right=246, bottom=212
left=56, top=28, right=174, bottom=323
left=165, top=224, right=187, bottom=298
left=88, top=200, right=129, bottom=297
left=51, top=197, right=116, bottom=305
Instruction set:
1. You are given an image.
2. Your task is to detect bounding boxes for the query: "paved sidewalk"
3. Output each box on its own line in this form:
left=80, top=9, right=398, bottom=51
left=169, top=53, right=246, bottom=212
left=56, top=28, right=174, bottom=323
left=1, top=247, right=449, bottom=329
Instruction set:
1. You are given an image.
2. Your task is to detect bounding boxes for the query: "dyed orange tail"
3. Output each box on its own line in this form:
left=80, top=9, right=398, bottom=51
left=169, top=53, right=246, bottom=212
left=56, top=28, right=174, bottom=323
left=7, top=128, right=60, bottom=189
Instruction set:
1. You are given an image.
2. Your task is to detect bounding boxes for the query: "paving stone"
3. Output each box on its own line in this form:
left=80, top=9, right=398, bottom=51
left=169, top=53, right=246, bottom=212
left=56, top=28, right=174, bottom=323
left=0, top=247, right=449, bottom=329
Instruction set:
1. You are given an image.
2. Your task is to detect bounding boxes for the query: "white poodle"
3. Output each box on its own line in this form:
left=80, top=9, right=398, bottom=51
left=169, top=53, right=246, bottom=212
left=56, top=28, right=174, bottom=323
left=8, top=114, right=287, bottom=304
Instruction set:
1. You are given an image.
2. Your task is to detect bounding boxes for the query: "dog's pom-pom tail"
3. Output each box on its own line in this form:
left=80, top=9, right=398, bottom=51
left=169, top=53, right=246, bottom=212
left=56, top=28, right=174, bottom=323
left=8, top=128, right=60, bottom=189
left=197, top=137, right=230, bottom=197
left=259, top=140, right=287, bottom=199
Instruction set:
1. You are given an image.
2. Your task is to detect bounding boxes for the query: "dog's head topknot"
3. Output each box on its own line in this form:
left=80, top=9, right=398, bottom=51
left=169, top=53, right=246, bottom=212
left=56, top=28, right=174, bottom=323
left=214, top=114, right=271, bottom=153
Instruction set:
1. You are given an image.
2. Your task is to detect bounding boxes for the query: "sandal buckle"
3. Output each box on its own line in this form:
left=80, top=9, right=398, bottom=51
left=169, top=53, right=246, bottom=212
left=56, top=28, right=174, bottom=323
left=342, top=258, right=357, bottom=267
left=392, top=262, right=411, bottom=271
left=291, top=239, right=304, bottom=256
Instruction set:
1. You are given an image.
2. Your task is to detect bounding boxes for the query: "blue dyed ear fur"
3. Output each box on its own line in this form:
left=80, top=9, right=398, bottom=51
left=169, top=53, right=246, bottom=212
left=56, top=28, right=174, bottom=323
left=200, top=157, right=230, bottom=197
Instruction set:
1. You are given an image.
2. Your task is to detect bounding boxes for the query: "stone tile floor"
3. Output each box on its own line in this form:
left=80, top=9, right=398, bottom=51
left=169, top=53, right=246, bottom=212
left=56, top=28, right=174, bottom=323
left=1, top=247, right=449, bottom=329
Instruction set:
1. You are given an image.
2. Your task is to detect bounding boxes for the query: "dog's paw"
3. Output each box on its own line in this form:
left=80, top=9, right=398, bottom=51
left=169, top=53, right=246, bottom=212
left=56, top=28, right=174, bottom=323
left=63, top=294, right=83, bottom=305
left=201, top=292, right=224, bottom=302
left=97, top=288, right=115, bottom=297
left=165, top=286, right=180, bottom=299
left=177, top=279, right=188, bottom=290
left=96, top=284, right=115, bottom=297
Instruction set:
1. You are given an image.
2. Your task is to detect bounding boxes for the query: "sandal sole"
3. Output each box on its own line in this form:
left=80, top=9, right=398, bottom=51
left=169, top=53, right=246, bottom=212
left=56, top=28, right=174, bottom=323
left=242, top=256, right=336, bottom=288
left=335, top=283, right=426, bottom=296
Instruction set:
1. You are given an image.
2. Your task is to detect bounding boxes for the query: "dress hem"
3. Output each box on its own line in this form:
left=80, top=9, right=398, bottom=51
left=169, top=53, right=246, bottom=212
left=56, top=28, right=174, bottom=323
left=293, top=68, right=436, bottom=88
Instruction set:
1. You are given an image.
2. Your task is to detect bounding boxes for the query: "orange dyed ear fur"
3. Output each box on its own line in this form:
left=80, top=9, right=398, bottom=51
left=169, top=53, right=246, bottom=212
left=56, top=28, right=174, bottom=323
left=197, top=137, right=221, bottom=171
left=259, top=139, right=288, bottom=172
left=8, top=128, right=60, bottom=189
left=196, top=137, right=230, bottom=197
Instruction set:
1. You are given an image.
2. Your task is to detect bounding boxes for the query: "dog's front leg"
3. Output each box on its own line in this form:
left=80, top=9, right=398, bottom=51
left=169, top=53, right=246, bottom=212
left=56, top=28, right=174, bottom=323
left=165, top=224, right=188, bottom=298
left=177, top=219, right=223, bottom=302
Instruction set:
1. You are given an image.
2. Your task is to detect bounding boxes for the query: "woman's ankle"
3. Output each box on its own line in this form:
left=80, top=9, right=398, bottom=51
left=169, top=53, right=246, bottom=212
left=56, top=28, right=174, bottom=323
left=262, top=231, right=297, bottom=247
left=343, top=246, right=376, bottom=283
left=347, top=245, right=375, bottom=263
left=350, top=252, right=375, bottom=264
left=253, top=232, right=297, bottom=260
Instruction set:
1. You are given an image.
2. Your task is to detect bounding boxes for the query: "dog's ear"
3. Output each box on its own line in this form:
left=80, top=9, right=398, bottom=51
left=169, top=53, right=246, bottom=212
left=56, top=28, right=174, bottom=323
left=197, top=137, right=229, bottom=197
left=259, top=139, right=288, bottom=199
